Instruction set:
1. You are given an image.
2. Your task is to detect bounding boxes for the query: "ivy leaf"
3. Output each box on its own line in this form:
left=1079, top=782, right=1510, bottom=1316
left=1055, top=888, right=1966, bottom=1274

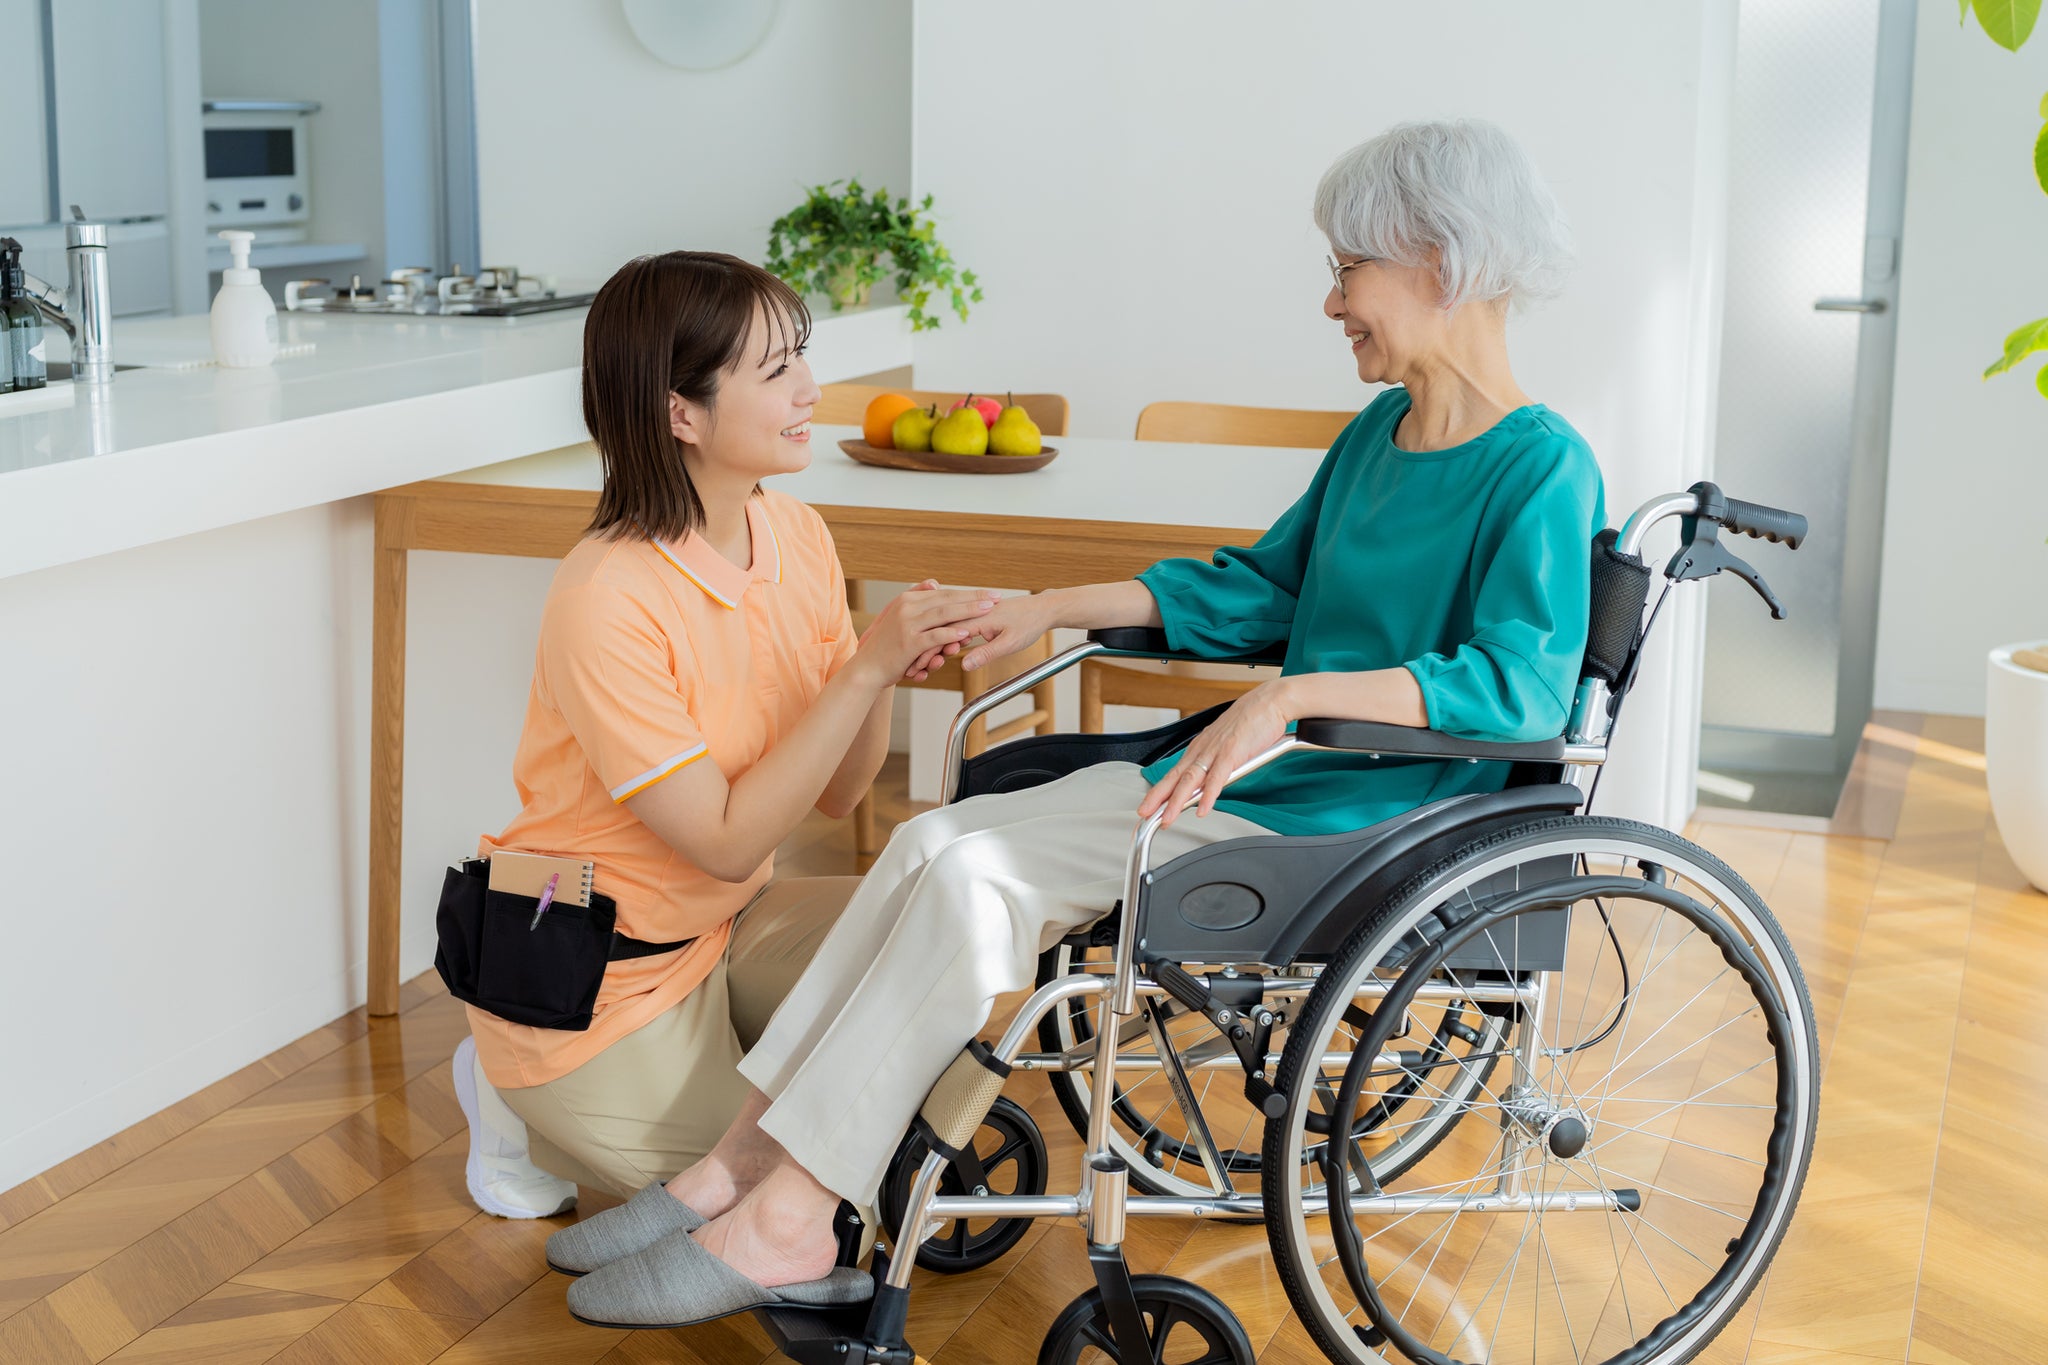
left=1972, top=0, right=2041, bottom=50
left=1985, top=316, right=2048, bottom=376
left=2037, top=360, right=2048, bottom=398
left=2036, top=117, right=2048, bottom=194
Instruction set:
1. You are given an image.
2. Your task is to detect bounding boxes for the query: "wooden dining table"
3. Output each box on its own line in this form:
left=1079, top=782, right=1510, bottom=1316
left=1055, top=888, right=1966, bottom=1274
left=365, top=425, right=1322, bottom=1014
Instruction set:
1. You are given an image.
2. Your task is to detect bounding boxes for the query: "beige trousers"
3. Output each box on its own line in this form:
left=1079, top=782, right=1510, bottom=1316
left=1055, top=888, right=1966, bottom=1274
left=499, top=876, right=857, bottom=1198
left=738, top=762, right=1265, bottom=1203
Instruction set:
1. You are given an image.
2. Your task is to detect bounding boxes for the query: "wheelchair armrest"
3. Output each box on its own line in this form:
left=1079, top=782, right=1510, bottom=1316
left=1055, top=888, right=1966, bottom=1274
left=1294, top=718, right=1566, bottom=764
left=1087, top=627, right=1287, bottom=668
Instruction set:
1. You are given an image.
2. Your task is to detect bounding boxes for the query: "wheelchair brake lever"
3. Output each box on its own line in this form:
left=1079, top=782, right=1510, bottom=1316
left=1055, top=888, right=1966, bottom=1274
left=1725, top=553, right=1786, bottom=620
left=1666, top=519, right=1788, bottom=620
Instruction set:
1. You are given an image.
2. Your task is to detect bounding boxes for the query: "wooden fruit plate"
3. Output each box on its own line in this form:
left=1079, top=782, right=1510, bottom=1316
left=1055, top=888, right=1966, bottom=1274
left=838, top=438, right=1058, bottom=474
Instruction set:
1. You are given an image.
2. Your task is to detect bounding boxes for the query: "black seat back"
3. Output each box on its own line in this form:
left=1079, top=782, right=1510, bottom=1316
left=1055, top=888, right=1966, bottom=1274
left=1504, top=529, right=1654, bottom=788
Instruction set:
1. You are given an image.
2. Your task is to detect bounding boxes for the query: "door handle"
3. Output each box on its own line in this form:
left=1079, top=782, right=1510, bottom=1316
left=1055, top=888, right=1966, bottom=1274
left=1813, top=297, right=1887, bottom=313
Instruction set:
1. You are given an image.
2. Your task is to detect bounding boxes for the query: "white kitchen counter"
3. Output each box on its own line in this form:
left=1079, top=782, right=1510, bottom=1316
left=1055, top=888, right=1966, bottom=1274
left=0, top=302, right=913, bottom=581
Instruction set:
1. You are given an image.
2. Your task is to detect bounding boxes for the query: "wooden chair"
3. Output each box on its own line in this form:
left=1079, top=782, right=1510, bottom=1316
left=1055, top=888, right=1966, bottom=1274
left=820, top=382, right=1071, bottom=858
left=1132, top=401, right=1354, bottom=448
left=1079, top=402, right=1357, bottom=733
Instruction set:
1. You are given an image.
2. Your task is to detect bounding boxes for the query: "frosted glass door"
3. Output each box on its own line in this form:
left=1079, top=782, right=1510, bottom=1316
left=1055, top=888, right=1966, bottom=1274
left=1699, top=0, right=1912, bottom=813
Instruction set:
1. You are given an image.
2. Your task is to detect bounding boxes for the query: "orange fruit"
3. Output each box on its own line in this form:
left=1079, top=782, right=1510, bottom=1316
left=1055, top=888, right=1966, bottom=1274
left=863, top=392, right=919, bottom=448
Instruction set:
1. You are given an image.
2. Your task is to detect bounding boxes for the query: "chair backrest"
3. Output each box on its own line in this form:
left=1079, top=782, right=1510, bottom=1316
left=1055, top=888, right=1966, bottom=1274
left=1134, top=401, right=1355, bottom=448
left=817, top=384, right=1070, bottom=437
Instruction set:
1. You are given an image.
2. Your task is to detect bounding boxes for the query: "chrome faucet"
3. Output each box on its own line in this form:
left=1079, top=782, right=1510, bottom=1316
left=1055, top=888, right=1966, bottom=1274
left=20, top=207, right=113, bottom=385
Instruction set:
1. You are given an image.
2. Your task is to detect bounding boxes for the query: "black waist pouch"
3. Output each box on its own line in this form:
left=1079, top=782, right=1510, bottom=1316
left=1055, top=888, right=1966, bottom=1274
left=434, top=859, right=693, bottom=1030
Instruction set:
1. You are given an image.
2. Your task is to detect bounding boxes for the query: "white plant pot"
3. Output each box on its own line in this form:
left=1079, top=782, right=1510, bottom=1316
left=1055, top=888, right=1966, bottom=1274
left=1986, top=642, right=2048, bottom=893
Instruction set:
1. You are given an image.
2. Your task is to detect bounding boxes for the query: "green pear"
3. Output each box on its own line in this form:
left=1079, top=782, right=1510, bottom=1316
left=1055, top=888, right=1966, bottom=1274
left=931, top=404, right=990, bottom=456
left=891, top=403, right=939, bottom=452
left=988, top=393, right=1043, bottom=456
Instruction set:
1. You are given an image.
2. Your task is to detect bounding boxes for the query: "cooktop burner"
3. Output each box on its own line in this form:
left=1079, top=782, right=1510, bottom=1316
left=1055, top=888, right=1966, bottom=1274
left=283, top=266, right=593, bottom=317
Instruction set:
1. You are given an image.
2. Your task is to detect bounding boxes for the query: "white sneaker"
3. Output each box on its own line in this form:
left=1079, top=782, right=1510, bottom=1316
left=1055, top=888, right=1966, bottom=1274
left=452, top=1035, right=578, bottom=1218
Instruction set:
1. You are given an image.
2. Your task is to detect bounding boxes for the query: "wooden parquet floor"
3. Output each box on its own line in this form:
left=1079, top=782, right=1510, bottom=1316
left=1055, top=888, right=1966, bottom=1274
left=3, top=714, right=2042, bottom=1363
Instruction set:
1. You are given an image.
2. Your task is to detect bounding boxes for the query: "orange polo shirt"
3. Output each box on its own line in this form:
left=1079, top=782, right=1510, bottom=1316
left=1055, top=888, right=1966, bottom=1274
left=471, top=489, right=858, bottom=1088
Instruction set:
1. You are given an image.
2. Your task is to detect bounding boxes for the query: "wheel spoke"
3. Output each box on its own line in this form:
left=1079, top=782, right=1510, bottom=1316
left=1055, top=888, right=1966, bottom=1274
left=1588, top=1047, right=1775, bottom=1131
left=1536, top=1180, right=1584, bottom=1363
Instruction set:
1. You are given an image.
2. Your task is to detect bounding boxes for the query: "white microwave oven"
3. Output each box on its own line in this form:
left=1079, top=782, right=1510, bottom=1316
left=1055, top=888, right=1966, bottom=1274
left=202, top=99, right=318, bottom=232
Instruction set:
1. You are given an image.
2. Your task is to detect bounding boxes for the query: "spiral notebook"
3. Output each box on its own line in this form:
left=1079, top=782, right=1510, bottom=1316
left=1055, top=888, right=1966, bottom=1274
left=486, top=850, right=595, bottom=908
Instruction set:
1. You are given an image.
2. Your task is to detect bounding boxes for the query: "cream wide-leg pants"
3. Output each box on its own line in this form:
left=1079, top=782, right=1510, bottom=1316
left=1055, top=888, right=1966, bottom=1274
left=737, top=761, right=1267, bottom=1203
left=500, top=876, right=857, bottom=1198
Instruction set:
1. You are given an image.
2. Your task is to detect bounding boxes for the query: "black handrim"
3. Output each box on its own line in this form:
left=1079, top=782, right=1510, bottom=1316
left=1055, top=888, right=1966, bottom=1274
left=1325, top=872, right=1802, bottom=1365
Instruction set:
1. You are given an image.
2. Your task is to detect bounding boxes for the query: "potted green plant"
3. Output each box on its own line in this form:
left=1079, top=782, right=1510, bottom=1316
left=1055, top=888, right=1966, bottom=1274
left=1962, top=0, right=2048, bottom=889
left=765, top=179, right=982, bottom=332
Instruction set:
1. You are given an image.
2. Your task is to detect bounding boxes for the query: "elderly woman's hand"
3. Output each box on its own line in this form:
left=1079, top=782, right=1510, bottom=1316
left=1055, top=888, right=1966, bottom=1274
left=1138, top=677, right=1297, bottom=826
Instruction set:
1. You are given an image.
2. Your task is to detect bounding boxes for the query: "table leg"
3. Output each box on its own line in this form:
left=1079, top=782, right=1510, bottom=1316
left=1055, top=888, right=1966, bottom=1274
left=369, top=499, right=410, bottom=1017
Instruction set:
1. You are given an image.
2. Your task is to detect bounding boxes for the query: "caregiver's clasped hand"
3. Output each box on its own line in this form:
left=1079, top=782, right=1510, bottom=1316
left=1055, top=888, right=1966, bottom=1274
left=851, top=577, right=996, bottom=686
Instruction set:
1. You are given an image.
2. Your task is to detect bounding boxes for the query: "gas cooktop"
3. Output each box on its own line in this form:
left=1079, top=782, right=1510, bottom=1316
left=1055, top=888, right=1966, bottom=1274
left=283, top=266, right=593, bottom=318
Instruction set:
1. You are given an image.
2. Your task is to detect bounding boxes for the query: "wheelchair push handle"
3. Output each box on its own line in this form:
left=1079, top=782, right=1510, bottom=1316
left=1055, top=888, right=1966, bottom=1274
left=1690, top=481, right=1807, bottom=550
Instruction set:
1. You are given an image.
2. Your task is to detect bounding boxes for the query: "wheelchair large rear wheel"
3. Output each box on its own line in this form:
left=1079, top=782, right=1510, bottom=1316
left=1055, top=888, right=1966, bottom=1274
left=1263, top=816, right=1818, bottom=1365
left=1036, top=943, right=1511, bottom=1207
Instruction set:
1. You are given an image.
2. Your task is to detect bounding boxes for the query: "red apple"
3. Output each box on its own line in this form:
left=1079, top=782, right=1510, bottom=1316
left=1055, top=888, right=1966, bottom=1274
left=949, top=394, right=1001, bottom=427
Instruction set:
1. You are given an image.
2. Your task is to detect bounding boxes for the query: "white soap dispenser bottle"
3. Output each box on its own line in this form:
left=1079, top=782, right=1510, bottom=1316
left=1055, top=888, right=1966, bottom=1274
left=211, top=230, right=279, bottom=367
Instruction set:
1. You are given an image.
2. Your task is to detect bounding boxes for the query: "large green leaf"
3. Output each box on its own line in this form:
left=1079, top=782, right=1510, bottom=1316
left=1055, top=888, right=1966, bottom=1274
left=2036, top=119, right=2048, bottom=194
left=1985, top=316, right=2048, bottom=377
left=1973, top=0, right=2042, bottom=50
left=2035, top=361, right=2048, bottom=398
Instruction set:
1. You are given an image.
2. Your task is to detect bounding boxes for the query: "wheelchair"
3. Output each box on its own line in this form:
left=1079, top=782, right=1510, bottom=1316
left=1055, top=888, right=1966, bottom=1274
left=757, top=482, right=1819, bottom=1365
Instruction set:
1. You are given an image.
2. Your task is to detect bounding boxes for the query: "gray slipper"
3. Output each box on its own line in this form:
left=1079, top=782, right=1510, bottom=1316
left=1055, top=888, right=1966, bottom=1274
left=565, top=1224, right=873, bottom=1329
left=545, top=1181, right=705, bottom=1276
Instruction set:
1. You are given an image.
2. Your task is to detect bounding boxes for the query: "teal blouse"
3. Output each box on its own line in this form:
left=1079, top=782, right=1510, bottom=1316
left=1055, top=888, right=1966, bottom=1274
left=1135, top=388, right=1606, bottom=836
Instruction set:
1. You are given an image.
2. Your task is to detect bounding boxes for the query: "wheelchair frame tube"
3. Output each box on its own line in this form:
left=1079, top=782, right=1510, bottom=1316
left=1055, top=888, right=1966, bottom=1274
left=1111, top=737, right=1304, bottom=1016
left=940, top=641, right=1107, bottom=805
left=919, top=1188, right=1639, bottom=1223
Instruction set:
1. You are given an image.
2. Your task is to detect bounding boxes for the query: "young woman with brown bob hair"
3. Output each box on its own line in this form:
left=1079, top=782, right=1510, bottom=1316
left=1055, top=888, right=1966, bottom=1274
left=449, top=251, right=997, bottom=1220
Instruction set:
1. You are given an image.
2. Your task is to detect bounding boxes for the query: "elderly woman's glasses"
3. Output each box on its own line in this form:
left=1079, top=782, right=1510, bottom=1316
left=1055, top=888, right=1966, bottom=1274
left=1327, top=254, right=1378, bottom=292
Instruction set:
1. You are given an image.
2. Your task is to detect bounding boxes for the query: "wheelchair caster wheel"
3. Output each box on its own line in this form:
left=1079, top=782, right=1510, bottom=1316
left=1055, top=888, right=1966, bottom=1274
left=1037, top=1274, right=1253, bottom=1364
left=879, top=1096, right=1046, bottom=1274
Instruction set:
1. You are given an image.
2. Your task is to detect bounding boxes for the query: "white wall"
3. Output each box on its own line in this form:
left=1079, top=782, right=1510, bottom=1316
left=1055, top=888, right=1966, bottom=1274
left=910, top=1, right=1739, bottom=826
left=473, top=0, right=912, bottom=286
left=1873, top=8, right=2048, bottom=716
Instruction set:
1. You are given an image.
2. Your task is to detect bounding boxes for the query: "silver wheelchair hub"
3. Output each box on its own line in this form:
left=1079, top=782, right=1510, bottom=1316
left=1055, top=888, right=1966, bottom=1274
left=1500, top=1087, right=1590, bottom=1161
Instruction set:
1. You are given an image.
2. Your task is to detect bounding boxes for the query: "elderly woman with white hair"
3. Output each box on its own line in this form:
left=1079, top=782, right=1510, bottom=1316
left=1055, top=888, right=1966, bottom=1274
left=555, top=117, right=1607, bottom=1329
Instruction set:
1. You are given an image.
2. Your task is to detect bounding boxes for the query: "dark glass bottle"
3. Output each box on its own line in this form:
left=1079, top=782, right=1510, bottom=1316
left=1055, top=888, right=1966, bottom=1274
left=2, top=239, right=48, bottom=391
left=0, top=239, right=15, bottom=395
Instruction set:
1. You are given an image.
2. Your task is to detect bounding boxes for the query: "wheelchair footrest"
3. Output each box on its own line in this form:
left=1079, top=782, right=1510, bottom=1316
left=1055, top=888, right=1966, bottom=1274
left=756, top=1252, right=915, bottom=1364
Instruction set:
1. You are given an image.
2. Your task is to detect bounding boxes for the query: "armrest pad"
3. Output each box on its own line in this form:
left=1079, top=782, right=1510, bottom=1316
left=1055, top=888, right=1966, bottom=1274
left=1087, top=627, right=1287, bottom=668
left=1294, top=718, right=1566, bottom=763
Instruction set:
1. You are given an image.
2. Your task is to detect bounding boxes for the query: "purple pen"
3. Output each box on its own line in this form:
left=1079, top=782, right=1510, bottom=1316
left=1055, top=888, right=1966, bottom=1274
left=528, top=872, right=560, bottom=931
